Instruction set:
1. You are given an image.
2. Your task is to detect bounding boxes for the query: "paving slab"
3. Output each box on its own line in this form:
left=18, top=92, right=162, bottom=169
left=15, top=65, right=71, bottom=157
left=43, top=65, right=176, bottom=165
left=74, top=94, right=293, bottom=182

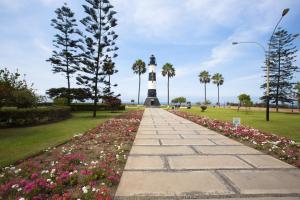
left=130, top=146, right=196, bottom=155
left=157, top=130, right=196, bottom=134
left=125, top=156, right=165, bottom=170
left=115, top=171, right=234, bottom=197
left=195, top=145, right=263, bottom=155
left=136, top=134, right=181, bottom=139
left=138, top=130, right=157, bottom=135
left=161, top=138, right=215, bottom=145
left=134, top=139, right=160, bottom=145
left=181, top=134, right=227, bottom=139
left=210, top=138, right=243, bottom=145
left=238, top=155, right=295, bottom=168
left=220, top=170, right=300, bottom=194
left=168, top=155, right=252, bottom=169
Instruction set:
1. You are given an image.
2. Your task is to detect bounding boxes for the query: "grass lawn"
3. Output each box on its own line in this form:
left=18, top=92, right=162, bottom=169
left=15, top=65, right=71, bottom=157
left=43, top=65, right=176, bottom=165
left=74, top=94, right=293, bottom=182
left=181, top=107, right=300, bottom=142
left=0, top=110, right=130, bottom=167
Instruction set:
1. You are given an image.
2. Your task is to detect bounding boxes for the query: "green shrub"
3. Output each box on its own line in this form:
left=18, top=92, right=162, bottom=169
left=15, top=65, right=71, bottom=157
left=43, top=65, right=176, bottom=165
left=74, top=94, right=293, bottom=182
left=70, top=103, right=125, bottom=111
left=0, top=106, right=71, bottom=127
left=200, top=105, right=207, bottom=112
left=53, top=97, right=69, bottom=106
left=0, top=68, right=38, bottom=108
left=12, top=89, right=38, bottom=108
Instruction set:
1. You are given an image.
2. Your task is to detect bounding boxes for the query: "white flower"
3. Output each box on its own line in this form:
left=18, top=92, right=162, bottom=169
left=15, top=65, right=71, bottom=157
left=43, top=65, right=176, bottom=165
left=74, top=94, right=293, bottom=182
left=41, top=170, right=49, bottom=174
left=91, top=160, right=98, bottom=165
left=82, top=186, right=89, bottom=194
left=17, top=188, right=22, bottom=192
left=19, top=198, right=25, bottom=200
left=12, top=184, right=19, bottom=189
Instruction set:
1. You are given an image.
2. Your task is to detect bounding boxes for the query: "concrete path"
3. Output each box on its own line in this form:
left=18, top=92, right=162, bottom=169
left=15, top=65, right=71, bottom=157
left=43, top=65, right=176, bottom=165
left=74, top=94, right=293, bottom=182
left=115, top=108, right=300, bottom=200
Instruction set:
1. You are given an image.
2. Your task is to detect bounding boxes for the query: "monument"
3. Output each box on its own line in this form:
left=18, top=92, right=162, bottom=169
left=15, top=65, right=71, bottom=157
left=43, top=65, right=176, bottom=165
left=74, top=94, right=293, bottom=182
left=144, top=55, right=161, bottom=107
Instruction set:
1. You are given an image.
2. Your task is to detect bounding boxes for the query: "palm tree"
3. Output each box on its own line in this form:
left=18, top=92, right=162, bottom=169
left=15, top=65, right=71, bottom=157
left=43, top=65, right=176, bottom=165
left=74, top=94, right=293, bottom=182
left=103, top=56, right=118, bottom=94
left=162, top=63, right=176, bottom=105
left=132, top=59, right=146, bottom=104
left=198, top=70, right=211, bottom=103
left=212, top=73, right=224, bottom=106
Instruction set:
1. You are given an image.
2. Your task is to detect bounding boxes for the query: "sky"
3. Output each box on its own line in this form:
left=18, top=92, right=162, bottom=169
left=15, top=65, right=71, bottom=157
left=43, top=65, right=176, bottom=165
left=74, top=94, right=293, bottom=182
left=0, top=0, right=300, bottom=104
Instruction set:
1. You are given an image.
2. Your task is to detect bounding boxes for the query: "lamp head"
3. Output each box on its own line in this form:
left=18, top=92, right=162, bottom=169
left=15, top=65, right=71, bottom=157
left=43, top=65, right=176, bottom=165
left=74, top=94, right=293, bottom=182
left=282, top=8, right=289, bottom=17
left=232, top=42, right=238, bottom=45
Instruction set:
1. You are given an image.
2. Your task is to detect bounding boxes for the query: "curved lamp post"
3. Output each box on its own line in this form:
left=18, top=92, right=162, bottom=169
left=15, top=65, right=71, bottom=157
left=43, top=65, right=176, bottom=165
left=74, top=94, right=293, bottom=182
left=232, top=8, right=289, bottom=121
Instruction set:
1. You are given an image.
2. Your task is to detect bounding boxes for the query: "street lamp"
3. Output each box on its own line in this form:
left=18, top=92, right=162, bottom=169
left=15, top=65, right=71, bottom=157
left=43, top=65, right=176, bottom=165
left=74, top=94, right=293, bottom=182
left=232, top=41, right=266, bottom=53
left=232, top=8, right=289, bottom=121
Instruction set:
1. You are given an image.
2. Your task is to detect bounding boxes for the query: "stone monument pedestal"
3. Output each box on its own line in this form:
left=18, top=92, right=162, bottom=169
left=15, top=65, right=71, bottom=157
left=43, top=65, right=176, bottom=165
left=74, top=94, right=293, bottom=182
left=144, top=97, right=160, bottom=107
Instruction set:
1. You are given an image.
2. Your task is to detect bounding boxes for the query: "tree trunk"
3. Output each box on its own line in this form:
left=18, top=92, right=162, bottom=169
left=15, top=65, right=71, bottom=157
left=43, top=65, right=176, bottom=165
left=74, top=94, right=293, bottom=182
left=65, top=29, right=71, bottom=106
left=93, top=4, right=103, bottom=118
left=204, top=83, right=207, bottom=103
left=167, top=75, right=170, bottom=105
left=275, top=39, right=281, bottom=112
left=67, top=73, right=71, bottom=105
left=138, top=74, right=141, bottom=105
left=108, top=75, right=111, bottom=93
left=217, top=85, right=220, bottom=106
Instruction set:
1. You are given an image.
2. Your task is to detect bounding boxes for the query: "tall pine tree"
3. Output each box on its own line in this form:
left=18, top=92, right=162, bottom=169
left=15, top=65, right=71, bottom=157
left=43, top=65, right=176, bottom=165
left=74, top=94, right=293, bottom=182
left=47, top=3, right=82, bottom=105
left=76, top=0, right=118, bottom=117
left=261, top=27, right=298, bottom=111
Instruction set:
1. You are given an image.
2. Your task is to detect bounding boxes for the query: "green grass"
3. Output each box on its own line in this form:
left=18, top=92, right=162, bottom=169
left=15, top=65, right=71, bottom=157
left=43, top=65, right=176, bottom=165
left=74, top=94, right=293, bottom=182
left=0, top=110, right=129, bottom=167
left=181, top=107, right=300, bottom=142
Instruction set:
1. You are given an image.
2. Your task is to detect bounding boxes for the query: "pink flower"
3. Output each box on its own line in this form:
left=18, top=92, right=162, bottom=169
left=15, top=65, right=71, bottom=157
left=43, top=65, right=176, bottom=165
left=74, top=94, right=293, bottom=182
left=30, top=173, right=39, bottom=180
left=24, top=182, right=36, bottom=193
left=80, top=170, right=93, bottom=175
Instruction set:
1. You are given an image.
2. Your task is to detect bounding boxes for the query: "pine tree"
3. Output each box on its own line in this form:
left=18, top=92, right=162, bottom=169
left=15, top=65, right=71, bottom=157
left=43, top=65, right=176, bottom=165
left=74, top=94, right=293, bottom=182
left=47, top=3, right=82, bottom=105
left=261, top=27, right=299, bottom=111
left=76, top=0, right=118, bottom=117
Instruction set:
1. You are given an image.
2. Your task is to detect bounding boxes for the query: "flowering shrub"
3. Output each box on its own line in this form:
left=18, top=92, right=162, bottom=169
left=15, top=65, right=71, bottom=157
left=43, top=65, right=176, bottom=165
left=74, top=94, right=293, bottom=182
left=0, top=110, right=143, bottom=199
left=170, top=110, right=300, bottom=167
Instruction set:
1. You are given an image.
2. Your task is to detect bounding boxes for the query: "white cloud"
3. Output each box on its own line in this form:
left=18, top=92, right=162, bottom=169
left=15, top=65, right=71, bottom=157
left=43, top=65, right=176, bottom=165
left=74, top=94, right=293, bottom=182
left=229, top=73, right=263, bottom=83
left=34, top=39, right=52, bottom=55
left=0, top=0, right=23, bottom=10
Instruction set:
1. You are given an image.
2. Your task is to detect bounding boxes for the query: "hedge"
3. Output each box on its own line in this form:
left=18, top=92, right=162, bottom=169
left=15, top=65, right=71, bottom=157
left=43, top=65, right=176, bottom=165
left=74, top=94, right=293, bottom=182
left=0, top=106, right=71, bottom=127
left=70, top=103, right=125, bottom=111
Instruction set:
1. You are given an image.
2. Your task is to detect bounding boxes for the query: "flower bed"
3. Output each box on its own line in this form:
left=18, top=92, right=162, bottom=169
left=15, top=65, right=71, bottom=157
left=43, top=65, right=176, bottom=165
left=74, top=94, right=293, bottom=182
left=0, top=110, right=143, bottom=200
left=170, top=110, right=300, bottom=167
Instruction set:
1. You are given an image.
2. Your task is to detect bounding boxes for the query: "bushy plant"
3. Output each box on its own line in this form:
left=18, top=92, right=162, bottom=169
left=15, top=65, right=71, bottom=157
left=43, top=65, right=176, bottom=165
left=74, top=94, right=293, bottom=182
left=0, top=68, right=38, bottom=108
left=204, top=100, right=211, bottom=105
left=103, top=96, right=122, bottom=111
left=53, top=97, right=69, bottom=106
left=200, top=105, right=207, bottom=112
left=12, top=89, right=38, bottom=108
left=0, top=106, right=71, bottom=127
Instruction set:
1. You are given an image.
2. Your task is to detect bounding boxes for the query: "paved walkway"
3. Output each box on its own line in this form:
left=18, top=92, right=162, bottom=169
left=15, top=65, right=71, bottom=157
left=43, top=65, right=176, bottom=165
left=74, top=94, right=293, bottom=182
left=115, top=108, right=300, bottom=200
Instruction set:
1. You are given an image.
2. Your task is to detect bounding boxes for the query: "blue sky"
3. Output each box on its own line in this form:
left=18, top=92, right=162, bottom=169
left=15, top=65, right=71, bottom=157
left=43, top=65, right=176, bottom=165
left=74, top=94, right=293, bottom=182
left=0, top=0, right=300, bottom=104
